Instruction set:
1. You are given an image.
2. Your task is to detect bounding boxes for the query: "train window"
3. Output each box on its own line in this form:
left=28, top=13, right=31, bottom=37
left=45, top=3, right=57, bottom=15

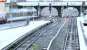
left=0, top=17, right=7, bottom=24
left=17, top=6, right=23, bottom=9
left=0, top=10, right=31, bottom=30
left=83, top=20, right=87, bottom=26
left=0, top=13, right=29, bottom=30
left=0, top=9, right=7, bottom=24
left=83, top=23, right=87, bottom=26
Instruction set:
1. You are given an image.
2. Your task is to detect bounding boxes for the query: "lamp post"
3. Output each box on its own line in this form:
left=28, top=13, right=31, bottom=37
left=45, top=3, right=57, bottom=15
left=49, top=3, right=52, bottom=16
left=80, top=1, right=85, bottom=16
left=37, top=3, right=40, bottom=17
left=32, top=3, right=35, bottom=24
left=82, top=1, right=85, bottom=16
left=26, top=6, right=30, bottom=25
left=49, top=3, right=52, bottom=21
left=61, top=5, right=64, bottom=18
left=67, top=2, right=69, bottom=17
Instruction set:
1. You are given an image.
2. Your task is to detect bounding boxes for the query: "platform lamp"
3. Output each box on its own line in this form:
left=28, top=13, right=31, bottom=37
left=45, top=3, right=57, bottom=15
left=37, top=3, right=40, bottom=17
left=26, top=5, right=30, bottom=25
left=67, top=2, right=69, bottom=17
left=49, top=2, right=52, bottom=21
left=25, top=6, right=30, bottom=25
left=61, top=4, right=64, bottom=18
left=32, top=3, right=35, bottom=24
left=80, top=1, right=85, bottom=16
left=67, top=2, right=69, bottom=8
left=49, top=0, right=52, bottom=16
left=80, top=2, right=82, bottom=16
left=49, top=3, right=52, bottom=16
left=82, top=1, right=85, bottom=16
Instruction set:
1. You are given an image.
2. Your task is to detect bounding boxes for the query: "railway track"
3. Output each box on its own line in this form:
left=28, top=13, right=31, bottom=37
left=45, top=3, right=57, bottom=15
left=49, top=17, right=80, bottom=50
left=4, top=26, right=43, bottom=50
left=64, top=17, right=80, bottom=50
left=28, top=17, right=66, bottom=50
left=3, top=17, right=79, bottom=50
left=13, top=32, right=41, bottom=50
left=5, top=17, right=66, bottom=50
left=48, top=17, right=69, bottom=50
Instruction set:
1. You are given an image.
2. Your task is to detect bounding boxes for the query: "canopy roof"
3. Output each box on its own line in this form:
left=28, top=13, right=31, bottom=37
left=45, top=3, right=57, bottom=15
left=10, top=8, right=37, bottom=13
left=7, top=0, right=87, bottom=3
left=17, top=2, right=87, bottom=6
left=26, top=0, right=87, bottom=2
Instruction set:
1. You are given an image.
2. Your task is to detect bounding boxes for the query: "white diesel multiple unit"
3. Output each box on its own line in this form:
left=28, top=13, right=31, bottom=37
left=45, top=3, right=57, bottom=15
left=81, top=15, right=87, bottom=26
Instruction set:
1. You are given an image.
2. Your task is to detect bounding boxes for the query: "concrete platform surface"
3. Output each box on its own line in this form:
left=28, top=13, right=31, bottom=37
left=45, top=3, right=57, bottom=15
left=77, top=17, right=87, bottom=50
left=0, top=20, right=50, bottom=50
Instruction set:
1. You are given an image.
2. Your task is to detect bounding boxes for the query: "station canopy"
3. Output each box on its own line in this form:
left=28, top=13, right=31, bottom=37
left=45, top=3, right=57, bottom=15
left=10, top=8, right=37, bottom=13
left=26, top=0, right=87, bottom=2
left=16, top=0, right=87, bottom=6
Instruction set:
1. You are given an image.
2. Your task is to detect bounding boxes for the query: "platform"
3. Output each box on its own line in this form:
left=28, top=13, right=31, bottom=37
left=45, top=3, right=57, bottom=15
left=77, top=17, right=87, bottom=50
left=0, top=20, right=50, bottom=50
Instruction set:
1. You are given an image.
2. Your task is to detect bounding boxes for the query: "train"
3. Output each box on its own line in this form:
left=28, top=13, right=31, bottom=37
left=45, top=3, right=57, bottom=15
left=0, top=7, right=38, bottom=24
left=6, top=7, right=38, bottom=22
left=8, top=8, right=37, bottom=17
left=81, top=15, right=87, bottom=26
left=0, top=10, right=7, bottom=24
